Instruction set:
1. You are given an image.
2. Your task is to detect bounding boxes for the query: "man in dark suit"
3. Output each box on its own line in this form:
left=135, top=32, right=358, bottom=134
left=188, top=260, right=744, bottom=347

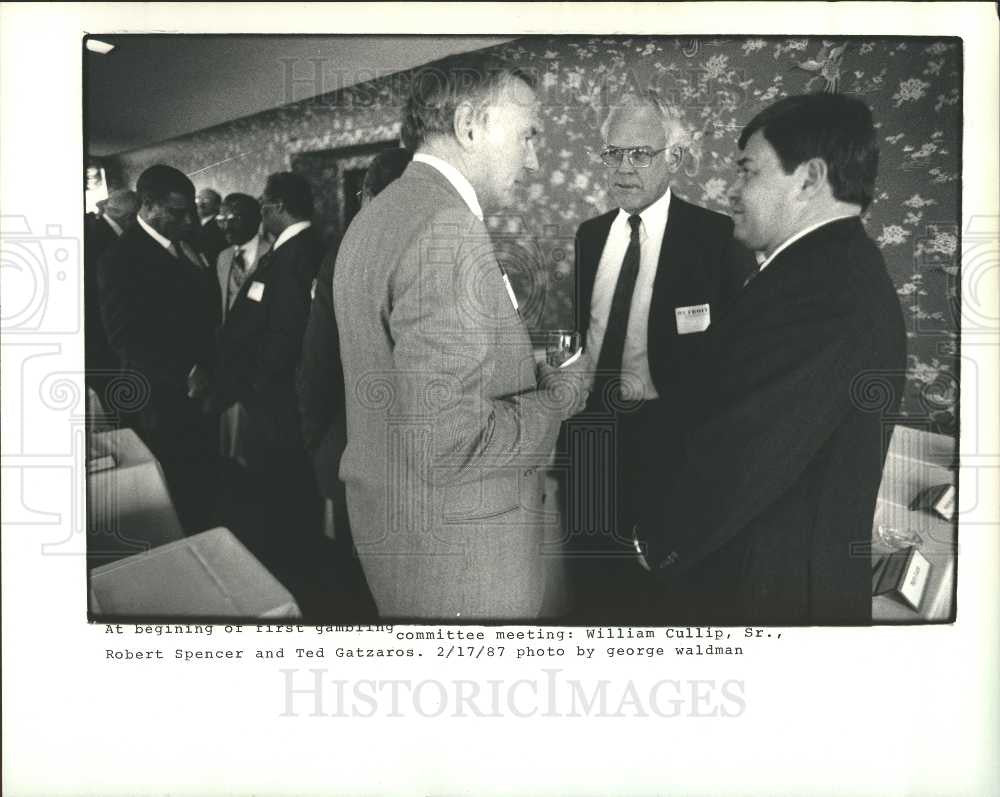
left=214, top=193, right=271, bottom=464
left=563, top=91, right=754, bottom=620
left=299, top=149, right=411, bottom=522
left=297, top=148, right=411, bottom=620
left=97, top=166, right=220, bottom=531
left=634, top=93, right=907, bottom=624
left=196, top=188, right=228, bottom=267
left=212, top=172, right=324, bottom=608
left=86, top=189, right=138, bottom=402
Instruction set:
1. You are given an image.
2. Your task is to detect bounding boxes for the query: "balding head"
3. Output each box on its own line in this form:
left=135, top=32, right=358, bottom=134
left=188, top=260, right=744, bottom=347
left=103, top=189, right=139, bottom=230
left=196, top=188, right=222, bottom=220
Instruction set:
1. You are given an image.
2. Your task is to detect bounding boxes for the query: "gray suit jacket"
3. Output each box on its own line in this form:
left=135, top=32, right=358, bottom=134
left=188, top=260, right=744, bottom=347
left=333, top=161, right=564, bottom=620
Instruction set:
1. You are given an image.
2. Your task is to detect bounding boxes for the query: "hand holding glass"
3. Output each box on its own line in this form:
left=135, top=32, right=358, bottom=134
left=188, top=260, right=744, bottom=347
left=546, top=330, right=583, bottom=368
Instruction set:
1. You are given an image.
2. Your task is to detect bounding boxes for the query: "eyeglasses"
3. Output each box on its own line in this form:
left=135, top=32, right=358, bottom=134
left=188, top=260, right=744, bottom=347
left=257, top=196, right=281, bottom=211
left=600, top=146, right=669, bottom=168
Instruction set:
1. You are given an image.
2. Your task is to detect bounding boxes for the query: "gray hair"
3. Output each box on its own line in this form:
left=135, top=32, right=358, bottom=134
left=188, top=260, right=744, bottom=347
left=403, top=52, right=536, bottom=149
left=601, top=90, right=687, bottom=148
left=104, top=189, right=138, bottom=220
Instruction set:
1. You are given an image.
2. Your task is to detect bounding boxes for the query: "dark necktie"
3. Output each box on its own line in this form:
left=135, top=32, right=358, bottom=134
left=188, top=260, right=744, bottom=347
left=172, top=241, right=199, bottom=268
left=232, top=247, right=246, bottom=280
left=228, top=247, right=247, bottom=309
left=592, top=214, right=642, bottom=409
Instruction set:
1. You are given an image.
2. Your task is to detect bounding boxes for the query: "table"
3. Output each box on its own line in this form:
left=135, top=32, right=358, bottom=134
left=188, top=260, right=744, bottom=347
left=87, top=428, right=184, bottom=565
left=872, top=425, right=957, bottom=623
left=89, top=527, right=301, bottom=618
left=86, top=385, right=117, bottom=433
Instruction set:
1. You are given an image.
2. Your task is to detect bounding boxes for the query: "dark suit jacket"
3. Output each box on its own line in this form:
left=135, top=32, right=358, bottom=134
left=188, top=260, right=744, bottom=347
left=296, top=240, right=345, bottom=497
left=215, top=224, right=323, bottom=463
left=198, top=217, right=228, bottom=268
left=567, top=194, right=755, bottom=539
left=97, top=223, right=220, bottom=451
left=575, top=194, right=754, bottom=397
left=85, top=215, right=122, bottom=382
left=636, top=217, right=908, bottom=624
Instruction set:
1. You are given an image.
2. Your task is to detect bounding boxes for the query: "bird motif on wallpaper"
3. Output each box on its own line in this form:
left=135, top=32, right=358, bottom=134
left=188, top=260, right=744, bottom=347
left=793, top=41, right=847, bottom=93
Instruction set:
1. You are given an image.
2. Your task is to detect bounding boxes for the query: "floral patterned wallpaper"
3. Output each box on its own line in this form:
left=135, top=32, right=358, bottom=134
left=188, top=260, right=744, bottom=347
left=107, top=36, right=961, bottom=432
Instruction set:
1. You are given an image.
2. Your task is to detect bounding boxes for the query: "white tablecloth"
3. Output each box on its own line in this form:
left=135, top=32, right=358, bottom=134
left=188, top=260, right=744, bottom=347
left=87, top=428, right=184, bottom=563
left=89, top=527, right=300, bottom=618
left=872, top=425, right=956, bottom=622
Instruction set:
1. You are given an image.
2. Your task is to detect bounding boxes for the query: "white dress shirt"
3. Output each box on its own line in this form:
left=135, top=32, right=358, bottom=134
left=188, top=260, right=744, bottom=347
left=412, top=152, right=484, bottom=221
left=272, top=220, right=312, bottom=251
left=586, top=187, right=672, bottom=401
left=756, top=213, right=859, bottom=273
left=103, top=215, right=124, bottom=237
left=200, top=214, right=216, bottom=227
left=136, top=213, right=206, bottom=266
left=233, top=233, right=261, bottom=269
left=137, top=213, right=174, bottom=252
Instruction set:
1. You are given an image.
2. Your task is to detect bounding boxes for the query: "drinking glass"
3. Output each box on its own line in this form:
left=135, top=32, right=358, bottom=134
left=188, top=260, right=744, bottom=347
left=546, top=330, right=582, bottom=368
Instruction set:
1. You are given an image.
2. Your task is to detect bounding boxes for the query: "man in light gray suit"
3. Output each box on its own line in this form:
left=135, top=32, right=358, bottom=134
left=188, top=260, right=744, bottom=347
left=215, top=193, right=271, bottom=463
left=333, top=54, right=585, bottom=620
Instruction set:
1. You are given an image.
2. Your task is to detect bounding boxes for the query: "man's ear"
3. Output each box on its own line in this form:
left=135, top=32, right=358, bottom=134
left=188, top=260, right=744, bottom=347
left=666, top=144, right=685, bottom=174
left=453, top=100, right=479, bottom=150
left=800, top=157, right=829, bottom=198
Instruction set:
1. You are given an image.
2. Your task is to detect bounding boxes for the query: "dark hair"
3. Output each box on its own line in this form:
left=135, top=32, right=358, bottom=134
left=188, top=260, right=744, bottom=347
left=136, top=164, right=194, bottom=207
left=222, top=192, right=261, bottom=226
left=263, top=172, right=313, bottom=219
left=362, top=148, right=414, bottom=201
left=738, top=93, right=879, bottom=211
left=403, top=52, right=536, bottom=148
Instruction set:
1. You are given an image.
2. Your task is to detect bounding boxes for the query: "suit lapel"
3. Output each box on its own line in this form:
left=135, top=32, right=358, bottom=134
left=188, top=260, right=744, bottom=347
left=253, top=237, right=272, bottom=271
left=133, top=225, right=180, bottom=275
left=227, top=247, right=274, bottom=325
left=650, top=195, right=695, bottom=313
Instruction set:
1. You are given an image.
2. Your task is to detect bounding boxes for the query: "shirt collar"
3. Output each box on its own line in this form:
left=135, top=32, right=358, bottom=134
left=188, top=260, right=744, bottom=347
left=137, top=213, right=174, bottom=252
left=104, top=215, right=124, bottom=237
left=757, top=214, right=859, bottom=272
left=413, top=152, right=483, bottom=221
left=272, top=220, right=311, bottom=251
left=235, top=233, right=259, bottom=260
left=200, top=214, right=216, bottom=226
left=614, top=186, right=671, bottom=236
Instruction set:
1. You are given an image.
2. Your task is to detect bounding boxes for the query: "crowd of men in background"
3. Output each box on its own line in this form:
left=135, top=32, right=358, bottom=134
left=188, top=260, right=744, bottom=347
left=86, top=51, right=906, bottom=624
left=86, top=159, right=413, bottom=618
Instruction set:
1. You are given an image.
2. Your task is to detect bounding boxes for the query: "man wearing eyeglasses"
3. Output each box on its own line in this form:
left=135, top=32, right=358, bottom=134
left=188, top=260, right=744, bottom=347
left=211, top=171, right=326, bottom=612
left=563, top=90, right=754, bottom=622
left=213, top=193, right=271, bottom=465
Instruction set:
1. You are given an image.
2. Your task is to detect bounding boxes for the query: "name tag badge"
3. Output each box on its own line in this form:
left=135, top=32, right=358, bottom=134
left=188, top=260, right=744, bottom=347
left=675, top=303, right=710, bottom=335
left=247, top=281, right=265, bottom=302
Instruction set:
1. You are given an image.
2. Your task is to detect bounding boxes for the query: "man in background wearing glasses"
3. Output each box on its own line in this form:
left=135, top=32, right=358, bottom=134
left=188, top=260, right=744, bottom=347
left=210, top=171, right=327, bottom=615
left=563, top=90, right=754, bottom=622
